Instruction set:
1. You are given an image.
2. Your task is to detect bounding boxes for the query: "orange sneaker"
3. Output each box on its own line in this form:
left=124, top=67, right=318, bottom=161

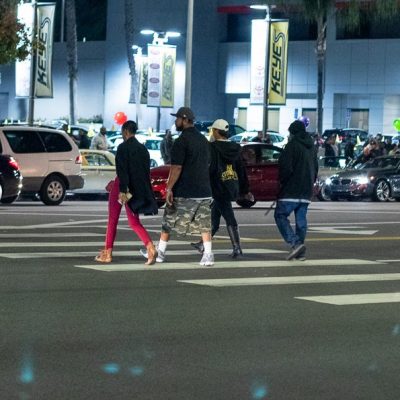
left=95, top=248, right=112, bottom=263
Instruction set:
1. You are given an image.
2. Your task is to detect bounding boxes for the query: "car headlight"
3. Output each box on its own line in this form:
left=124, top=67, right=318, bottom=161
left=355, top=177, right=370, bottom=185
left=325, top=178, right=332, bottom=185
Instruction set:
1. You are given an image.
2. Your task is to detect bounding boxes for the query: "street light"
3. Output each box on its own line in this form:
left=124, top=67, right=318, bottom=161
left=140, top=30, right=181, bottom=46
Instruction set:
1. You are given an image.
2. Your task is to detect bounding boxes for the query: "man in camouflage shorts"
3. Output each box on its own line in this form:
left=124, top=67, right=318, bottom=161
left=162, top=197, right=212, bottom=236
left=141, top=107, right=214, bottom=266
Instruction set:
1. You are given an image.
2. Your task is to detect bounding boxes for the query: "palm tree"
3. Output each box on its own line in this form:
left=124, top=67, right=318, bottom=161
left=268, top=0, right=400, bottom=135
left=65, top=0, right=78, bottom=125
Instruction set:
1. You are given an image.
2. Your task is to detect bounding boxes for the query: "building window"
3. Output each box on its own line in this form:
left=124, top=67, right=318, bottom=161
left=337, top=11, right=400, bottom=39
left=225, top=11, right=317, bottom=43
left=53, top=0, right=108, bottom=42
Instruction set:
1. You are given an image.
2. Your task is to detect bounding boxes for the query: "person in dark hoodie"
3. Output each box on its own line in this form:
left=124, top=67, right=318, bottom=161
left=191, top=119, right=251, bottom=258
left=274, top=120, right=318, bottom=261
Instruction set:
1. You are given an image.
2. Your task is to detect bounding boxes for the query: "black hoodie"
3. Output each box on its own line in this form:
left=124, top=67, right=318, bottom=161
left=278, top=121, right=318, bottom=201
left=209, top=140, right=249, bottom=200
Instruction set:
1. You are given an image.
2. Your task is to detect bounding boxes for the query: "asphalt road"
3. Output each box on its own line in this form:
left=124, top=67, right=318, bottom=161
left=0, top=200, right=399, bottom=400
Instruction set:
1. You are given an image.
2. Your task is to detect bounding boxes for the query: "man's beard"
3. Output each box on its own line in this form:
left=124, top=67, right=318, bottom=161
left=175, top=122, right=183, bottom=132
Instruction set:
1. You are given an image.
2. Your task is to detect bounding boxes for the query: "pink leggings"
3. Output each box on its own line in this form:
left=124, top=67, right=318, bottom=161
left=105, top=177, right=152, bottom=249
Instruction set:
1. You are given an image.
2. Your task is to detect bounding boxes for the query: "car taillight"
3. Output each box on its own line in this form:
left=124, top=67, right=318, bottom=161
left=8, top=157, right=19, bottom=171
left=75, top=155, right=82, bottom=164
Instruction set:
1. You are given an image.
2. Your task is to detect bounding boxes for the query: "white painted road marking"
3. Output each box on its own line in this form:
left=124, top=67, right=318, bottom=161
left=74, top=259, right=383, bottom=272
left=178, top=273, right=400, bottom=287
left=308, top=226, right=378, bottom=235
left=296, top=292, right=400, bottom=305
left=2, top=248, right=285, bottom=259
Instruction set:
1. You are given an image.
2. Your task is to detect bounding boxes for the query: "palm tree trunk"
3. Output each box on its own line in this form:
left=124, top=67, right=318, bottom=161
left=316, top=16, right=326, bottom=136
left=124, top=0, right=137, bottom=104
left=65, top=0, right=78, bottom=125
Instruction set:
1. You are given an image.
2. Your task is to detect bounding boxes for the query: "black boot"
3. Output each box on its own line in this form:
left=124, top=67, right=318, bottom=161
left=227, top=225, right=243, bottom=258
left=190, top=240, right=204, bottom=254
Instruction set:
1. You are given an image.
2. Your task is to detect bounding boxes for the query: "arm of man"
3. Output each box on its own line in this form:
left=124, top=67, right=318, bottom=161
left=165, top=164, right=183, bottom=205
left=279, top=143, right=295, bottom=185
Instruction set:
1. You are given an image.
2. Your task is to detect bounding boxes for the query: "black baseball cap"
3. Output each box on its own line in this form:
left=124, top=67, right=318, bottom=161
left=170, top=107, right=195, bottom=120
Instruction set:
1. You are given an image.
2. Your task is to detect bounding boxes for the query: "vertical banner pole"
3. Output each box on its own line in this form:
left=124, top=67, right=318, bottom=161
left=262, top=7, right=271, bottom=137
left=184, top=0, right=194, bottom=107
left=28, top=0, right=37, bottom=126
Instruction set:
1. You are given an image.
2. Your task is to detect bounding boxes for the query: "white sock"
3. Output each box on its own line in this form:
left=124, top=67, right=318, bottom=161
left=203, top=241, right=212, bottom=254
left=158, top=239, right=168, bottom=253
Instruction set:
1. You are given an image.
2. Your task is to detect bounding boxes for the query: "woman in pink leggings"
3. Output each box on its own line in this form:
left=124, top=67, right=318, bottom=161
left=95, top=176, right=157, bottom=265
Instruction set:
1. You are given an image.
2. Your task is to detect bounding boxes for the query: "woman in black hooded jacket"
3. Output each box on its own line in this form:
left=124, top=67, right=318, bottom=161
left=191, top=119, right=250, bottom=258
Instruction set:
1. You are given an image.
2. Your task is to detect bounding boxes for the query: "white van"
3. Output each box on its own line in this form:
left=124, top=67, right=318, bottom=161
left=0, top=126, right=84, bottom=205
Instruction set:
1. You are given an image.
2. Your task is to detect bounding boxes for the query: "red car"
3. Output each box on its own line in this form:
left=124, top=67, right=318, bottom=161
left=150, top=143, right=282, bottom=208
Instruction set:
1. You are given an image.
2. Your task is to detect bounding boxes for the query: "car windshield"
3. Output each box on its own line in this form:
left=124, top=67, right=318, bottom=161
left=358, top=157, right=400, bottom=170
left=145, top=140, right=161, bottom=151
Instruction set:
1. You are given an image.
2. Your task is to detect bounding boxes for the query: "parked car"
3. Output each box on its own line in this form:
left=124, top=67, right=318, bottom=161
left=325, top=155, right=400, bottom=202
left=0, top=154, right=23, bottom=204
left=0, top=125, right=83, bottom=205
left=70, top=150, right=116, bottom=196
left=315, top=156, right=349, bottom=200
left=150, top=143, right=282, bottom=208
left=110, top=135, right=164, bottom=168
left=143, top=137, right=164, bottom=168
left=322, top=128, right=369, bottom=144
left=194, top=121, right=246, bottom=138
left=230, top=130, right=287, bottom=148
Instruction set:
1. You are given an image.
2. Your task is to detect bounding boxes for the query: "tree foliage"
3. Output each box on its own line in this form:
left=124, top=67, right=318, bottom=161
left=0, top=0, right=31, bottom=65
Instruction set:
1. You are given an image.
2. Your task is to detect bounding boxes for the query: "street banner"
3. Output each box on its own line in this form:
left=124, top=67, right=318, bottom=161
left=161, top=45, right=176, bottom=108
left=268, top=20, right=289, bottom=105
left=139, top=57, right=148, bottom=105
left=147, top=44, right=163, bottom=107
left=35, top=3, right=56, bottom=98
left=15, top=3, right=34, bottom=97
left=250, top=19, right=268, bottom=105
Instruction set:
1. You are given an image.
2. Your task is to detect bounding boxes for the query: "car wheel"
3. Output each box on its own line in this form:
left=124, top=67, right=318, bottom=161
left=1, top=195, right=18, bottom=204
left=150, top=159, right=158, bottom=168
left=373, top=180, right=391, bottom=202
left=39, top=175, right=66, bottom=205
left=317, top=184, right=331, bottom=201
left=236, top=198, right=257, bottom=208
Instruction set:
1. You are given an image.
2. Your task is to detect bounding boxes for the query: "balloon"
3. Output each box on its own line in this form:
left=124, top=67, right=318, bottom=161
left=114, top=112, right=128, bottom=125
left=298, top=115, right=310, bottom=128
left=393, top=118, right=400, bottom=131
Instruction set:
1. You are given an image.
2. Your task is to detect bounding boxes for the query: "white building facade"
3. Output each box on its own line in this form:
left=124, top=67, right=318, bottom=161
left=0, top=0, right=399, bottom=136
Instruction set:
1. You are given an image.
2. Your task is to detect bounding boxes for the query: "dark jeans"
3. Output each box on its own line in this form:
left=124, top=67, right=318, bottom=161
left=274, top=200, right=309, bottom=247
left=211, top=197, right=237, bottom=236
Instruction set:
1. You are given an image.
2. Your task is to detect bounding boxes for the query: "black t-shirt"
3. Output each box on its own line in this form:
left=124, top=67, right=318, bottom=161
left=170, top=127, right=212, bottom=198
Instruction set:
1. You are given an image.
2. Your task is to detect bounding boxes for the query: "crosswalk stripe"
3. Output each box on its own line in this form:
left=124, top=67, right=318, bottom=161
left=295, top=292, right=400, bottom=305
left=178, top=273, right=400, bottom=287
left=1, top=248, right=285, bottom=259
left=74, top=259, right=383, bottom=272
left=0, top=233, right=105, bottom=239
left=0, top=240, right=190, bottom=248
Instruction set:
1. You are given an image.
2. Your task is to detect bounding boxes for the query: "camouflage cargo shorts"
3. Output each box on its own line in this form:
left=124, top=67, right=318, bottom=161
left=161, top=197, right=212, bottom=235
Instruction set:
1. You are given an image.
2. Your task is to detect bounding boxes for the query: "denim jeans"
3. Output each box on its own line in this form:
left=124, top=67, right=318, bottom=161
left=274, top=200, right=309, bottom=247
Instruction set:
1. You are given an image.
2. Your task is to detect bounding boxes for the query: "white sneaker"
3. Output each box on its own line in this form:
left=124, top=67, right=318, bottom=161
left=199, top=252, right=214, bottom=267
left=139, top=248, right=166, bottom=263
